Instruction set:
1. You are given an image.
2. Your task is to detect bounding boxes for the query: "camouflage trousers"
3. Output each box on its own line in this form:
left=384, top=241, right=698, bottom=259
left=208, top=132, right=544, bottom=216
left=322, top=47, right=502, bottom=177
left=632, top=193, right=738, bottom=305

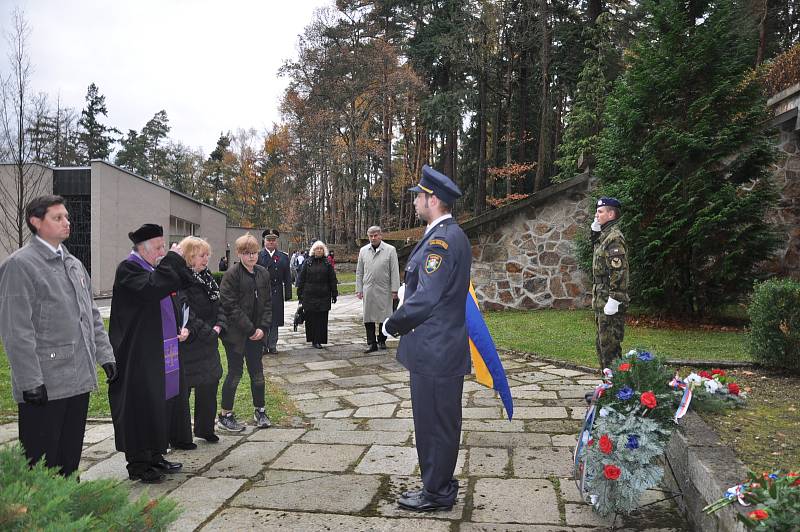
left=595, top=312, right=625, bottom=370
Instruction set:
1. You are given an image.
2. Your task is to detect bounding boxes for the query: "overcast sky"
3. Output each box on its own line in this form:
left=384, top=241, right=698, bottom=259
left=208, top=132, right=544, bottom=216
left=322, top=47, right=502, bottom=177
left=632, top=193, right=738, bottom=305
left=0, top=0, right=331, bottom=155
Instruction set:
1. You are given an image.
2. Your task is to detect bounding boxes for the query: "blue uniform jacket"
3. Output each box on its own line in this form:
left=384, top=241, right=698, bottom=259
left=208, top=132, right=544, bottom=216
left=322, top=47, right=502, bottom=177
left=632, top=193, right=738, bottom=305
left=257, top=249, right=292, bottom=326
left=386, top=217, right=472, bottom=378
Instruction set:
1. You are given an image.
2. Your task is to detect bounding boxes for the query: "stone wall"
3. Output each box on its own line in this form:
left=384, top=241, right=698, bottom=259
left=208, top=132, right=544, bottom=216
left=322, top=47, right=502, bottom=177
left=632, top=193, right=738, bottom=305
left=768, top=121, right=800, bottom=279
left=470, top=179, right=593, bottom=310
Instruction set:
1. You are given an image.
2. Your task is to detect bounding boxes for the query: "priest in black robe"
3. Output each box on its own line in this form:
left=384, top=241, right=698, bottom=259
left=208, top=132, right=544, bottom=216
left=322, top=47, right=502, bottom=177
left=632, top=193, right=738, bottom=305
left=108, top=223, right=190, bottom=484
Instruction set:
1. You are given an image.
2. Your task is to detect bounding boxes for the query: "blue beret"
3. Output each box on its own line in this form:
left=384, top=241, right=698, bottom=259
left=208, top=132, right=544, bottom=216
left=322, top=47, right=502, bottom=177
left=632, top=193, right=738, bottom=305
left=408, top=165, right=462, bottom=205
left=597, top=197, right=621, bottom=209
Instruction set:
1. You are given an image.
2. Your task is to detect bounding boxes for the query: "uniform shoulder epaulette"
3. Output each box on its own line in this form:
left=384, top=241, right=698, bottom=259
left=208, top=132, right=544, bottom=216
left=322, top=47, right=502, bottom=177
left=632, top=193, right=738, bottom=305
left=429, top=238, right=449, bottom=250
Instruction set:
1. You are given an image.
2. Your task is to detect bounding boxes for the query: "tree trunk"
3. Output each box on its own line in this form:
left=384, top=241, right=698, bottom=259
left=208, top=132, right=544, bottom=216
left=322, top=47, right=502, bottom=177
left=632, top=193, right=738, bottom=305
left=534, top=0, right=552, bottom=192
left=475, top=28, right=488, bottom=216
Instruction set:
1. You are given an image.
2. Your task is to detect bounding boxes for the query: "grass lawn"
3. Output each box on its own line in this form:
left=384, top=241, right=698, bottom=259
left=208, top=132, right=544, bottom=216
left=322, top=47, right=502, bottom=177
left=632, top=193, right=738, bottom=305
left=337, top=271, right=356, bottom=284
left=0, top=324, right=295, bottom=424
left=485, top=309, right=748, bottom=367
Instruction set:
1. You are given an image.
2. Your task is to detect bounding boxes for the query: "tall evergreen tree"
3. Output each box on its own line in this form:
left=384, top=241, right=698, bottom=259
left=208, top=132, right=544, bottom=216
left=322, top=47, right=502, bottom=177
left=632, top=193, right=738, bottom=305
left=77, top=82, right=119, bottom=161
left=596, top=0, right=781, bottom=317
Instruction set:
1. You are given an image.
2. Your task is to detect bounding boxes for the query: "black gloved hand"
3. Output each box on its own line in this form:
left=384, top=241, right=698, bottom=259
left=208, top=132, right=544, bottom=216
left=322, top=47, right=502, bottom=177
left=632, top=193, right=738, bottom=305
left=285, top=296, right=291, bottom=301
left=331, top=296, right=337, bottom=304
left=102, top=362, right=119, bottom=384
left=22, top=384, right=48, bottom=406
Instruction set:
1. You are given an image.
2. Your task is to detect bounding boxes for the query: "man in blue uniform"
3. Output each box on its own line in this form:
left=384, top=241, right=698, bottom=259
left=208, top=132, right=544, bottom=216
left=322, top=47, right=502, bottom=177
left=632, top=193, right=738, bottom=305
left=383, top=165, right=471, bottom=512
left=257, top=229, right=292, bottom=354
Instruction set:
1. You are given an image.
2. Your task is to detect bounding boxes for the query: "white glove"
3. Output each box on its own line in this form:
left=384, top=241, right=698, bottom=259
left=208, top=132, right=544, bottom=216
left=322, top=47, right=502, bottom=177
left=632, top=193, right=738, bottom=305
left=591, top=220, right=602, bottom=232
left=603, top=297, right=620, bottom=316
left=397, top=284, right=405, bottom=307
left=382, top=318, right=396, bottom=338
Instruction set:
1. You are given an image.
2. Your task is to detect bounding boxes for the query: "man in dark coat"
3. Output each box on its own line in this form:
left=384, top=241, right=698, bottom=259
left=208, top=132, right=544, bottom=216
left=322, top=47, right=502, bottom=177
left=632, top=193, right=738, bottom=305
left=383, top=165, right=471, bottom=512
left=257, top=229, right=292, bottom=354
left=109, top=224, right=190, bottom=484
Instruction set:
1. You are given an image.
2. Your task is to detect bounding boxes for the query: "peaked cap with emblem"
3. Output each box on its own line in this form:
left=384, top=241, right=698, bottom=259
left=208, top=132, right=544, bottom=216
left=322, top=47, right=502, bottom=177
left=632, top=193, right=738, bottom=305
left=262, top=228, right=280, bottom=239
left=409, top=165, right=462, bottom=205
left=128, top=223, right=163, bottom=244
left=596, top=197, right=622, bottom=209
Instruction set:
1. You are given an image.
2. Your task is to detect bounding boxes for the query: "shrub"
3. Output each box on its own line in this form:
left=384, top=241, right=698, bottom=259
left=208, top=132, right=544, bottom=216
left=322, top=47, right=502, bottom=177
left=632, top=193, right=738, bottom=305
left=211, top=271, right=225, bottom=284
left=0, top=444, right=180, bottom=530
left=747, top=278, right=800, bottom=372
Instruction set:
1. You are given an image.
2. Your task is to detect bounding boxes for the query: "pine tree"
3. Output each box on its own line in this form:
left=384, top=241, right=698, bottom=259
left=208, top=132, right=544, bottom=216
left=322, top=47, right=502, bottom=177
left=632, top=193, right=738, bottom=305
left=77, top=83, right=119, bottom=162
left=595, top=0, right=781, bottom=317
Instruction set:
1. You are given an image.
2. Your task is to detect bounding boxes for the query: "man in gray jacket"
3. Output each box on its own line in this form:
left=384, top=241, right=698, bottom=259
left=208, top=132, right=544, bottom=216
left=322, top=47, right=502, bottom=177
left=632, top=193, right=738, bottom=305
left=356, top=226, right=400, bottom=353
left=0, top=195, right=116, bottom=476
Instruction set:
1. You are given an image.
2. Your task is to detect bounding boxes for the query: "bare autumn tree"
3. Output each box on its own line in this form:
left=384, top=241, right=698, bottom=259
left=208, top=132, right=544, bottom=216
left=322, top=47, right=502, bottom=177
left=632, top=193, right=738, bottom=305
left=0, top=8, right=49, bottom=253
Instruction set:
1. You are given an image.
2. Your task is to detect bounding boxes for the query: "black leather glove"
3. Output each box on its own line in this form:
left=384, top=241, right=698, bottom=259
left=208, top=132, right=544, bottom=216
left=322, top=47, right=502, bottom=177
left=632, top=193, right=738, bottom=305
left=102, top=362, right=119, bottom=384
left=23, top=384, right=48, bottom=406
left=331, top=296, right=337, bottom=304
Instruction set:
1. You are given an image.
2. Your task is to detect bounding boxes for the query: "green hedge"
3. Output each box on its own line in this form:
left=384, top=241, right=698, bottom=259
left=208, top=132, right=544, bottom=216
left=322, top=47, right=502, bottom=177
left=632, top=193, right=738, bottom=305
left=212, top=271, right=225, bottom=284
left=0, top=444, right=179, bottom=530
left=748, top=278, right=800, bottom=372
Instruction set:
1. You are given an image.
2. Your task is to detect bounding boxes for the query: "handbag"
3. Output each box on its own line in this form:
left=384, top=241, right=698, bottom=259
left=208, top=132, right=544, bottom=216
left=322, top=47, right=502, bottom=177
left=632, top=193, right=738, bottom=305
left=293, top=304, right=305, bottom=331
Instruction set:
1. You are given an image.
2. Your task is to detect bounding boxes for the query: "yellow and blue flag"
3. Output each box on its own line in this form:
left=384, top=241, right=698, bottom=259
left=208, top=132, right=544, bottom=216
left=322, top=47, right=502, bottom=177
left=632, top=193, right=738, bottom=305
left=466, top=282, right=514, bottom=420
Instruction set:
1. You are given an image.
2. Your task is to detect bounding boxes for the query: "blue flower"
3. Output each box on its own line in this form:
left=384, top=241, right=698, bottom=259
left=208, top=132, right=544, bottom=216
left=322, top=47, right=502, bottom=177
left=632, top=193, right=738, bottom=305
left=616, top=386, right=634, bottom=401
left=637, top=351, right=654, bottom=361
left=626, top=434, right=640, bottom=450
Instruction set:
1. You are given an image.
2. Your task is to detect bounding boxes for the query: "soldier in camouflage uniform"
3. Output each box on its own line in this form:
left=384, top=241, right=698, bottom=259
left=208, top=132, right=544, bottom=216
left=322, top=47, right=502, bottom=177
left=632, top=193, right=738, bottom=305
left=591, top=197, right=629, bottom=370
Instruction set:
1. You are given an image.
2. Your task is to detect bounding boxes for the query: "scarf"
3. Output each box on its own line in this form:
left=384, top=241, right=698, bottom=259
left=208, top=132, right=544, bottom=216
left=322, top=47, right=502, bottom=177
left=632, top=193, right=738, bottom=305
left=193, top=267, right=220, bottom=302
left=126, top=252, right=180, bottom=400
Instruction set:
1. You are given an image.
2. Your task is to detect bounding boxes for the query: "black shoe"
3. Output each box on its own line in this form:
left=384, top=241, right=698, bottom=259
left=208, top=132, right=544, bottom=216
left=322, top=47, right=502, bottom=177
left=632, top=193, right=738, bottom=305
left=401, top=488, right=423, bottom=499
left=196, top=433, right=219, bottom=443
left=313, top=343, right=323, bottom=349
left=378, top=341, right=387, bottom=350
left=268, top=347, right=278, bottom=354
left=397, top=493, right=453, bottom=512
left=129, top=468, right=165, bottom=484
left=172, top=441, right=197, bottom=450
left=152, top=458, right=182, bottom=473
left=364, top=344, right=378, bottom=353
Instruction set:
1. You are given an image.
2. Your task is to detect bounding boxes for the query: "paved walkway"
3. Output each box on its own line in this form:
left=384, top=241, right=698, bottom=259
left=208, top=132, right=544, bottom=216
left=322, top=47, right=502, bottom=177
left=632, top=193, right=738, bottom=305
left=0, top=295, right=688, bottom=531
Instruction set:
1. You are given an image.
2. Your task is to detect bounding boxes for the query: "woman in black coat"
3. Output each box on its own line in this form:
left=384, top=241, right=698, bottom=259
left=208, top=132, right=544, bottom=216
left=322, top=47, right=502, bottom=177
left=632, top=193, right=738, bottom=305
left=174, top=236, right=226, bottom=443
left=297, top=240, right=338, bottom=349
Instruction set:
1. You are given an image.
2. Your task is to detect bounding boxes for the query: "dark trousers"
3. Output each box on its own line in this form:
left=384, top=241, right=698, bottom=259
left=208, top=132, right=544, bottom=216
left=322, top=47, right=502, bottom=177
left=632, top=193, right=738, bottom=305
left=265, top=320, right=280, bottom=350
left=305, top=311, right=329, bottom=344
left=18, top=392, right=89, bottom=477
left=169, top=376, right=192, bottom=446
left=409, top=372, right=464, bottom=505
left=191, top=381, right=219, bottom=437
left=126, top=394, right=181, bottom=474
left=365, top=322, right=387, bottom=346
left=221, top=340, right=265, bottom=410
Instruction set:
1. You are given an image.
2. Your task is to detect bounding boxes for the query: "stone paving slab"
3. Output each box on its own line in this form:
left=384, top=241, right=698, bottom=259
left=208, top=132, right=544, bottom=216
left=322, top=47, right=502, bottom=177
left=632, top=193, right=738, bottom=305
left=203, top=509, right=452, bottom=531
left=513, top=447, right=575, bottom=478
left=355, top=444, right=418, bottom=475
left=205, top=441, right=288, bottom=478
left=471, top=478, right=560, bottom=524
left=302, top=429, right=410, bottom=446
left=168, top=477, right=246, bottom=532
left=375, top=474, right=467, bottom=520
left=343, top=391, right=399, bottom=407
left=231, top=472, right=381, bottom=513
left=270, top=443, right=365, bottom=472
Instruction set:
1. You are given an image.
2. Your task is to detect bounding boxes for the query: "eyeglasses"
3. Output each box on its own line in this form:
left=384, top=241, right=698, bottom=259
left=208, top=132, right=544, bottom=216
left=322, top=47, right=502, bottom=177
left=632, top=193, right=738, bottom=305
left=242, top=251, right=259, bottom=257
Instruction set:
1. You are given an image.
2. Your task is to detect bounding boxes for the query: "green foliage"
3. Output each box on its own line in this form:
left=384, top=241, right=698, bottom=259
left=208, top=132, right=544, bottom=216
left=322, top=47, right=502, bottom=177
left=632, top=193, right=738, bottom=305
left=554, top=15, right=615, bottom=182
left=747, top=279, right=800, bottom=372
left=595, top=0, right=781, bottom=318
left=0, top=444, right=180, bottom=530
left=211, top=271, right=225, bottom=284
left=77, top=83, right=119, bottom=162
left=704, top=470, right=800, bottom=531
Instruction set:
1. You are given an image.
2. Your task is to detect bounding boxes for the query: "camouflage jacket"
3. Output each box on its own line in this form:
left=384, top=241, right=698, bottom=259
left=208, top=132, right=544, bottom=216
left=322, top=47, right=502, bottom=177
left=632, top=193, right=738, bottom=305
left=591, top=219, right=629, bottom=312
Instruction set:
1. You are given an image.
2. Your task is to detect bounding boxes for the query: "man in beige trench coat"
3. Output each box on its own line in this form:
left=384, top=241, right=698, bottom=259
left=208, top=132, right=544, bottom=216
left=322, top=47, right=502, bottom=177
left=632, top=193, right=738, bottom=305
left=356, top=226, right=400, bottom=353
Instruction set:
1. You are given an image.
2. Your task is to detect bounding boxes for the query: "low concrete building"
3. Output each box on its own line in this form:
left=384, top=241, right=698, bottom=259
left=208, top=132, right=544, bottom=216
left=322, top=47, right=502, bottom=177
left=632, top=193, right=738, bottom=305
left=0, top=160, right=228, bottom=297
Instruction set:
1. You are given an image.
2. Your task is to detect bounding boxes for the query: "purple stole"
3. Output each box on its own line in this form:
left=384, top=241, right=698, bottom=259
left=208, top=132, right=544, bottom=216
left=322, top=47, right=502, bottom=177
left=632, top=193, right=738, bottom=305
left=127, top=252, right=180, bottom=400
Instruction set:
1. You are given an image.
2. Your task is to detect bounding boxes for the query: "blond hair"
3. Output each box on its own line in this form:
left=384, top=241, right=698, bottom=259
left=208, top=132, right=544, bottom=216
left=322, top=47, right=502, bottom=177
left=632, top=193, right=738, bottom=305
left=309, top=240, right=329, bottom=256
left=235, top=233, right=260, bottom=254
left=179, top=236, right=211, bottom=266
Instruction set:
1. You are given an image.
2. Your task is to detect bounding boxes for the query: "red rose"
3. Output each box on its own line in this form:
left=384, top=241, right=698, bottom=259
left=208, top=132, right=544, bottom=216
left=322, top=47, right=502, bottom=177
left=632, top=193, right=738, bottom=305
left=728, top=383, right=740, bottom=395
left=640, top=391, right=657, bottom=409
left=603, top=464, right=621, bottom=480
left=618, top=363, right=631, bottom=372
left=711, top=369, right=726, bottom=376
left=699, top=370, right=712, bottom=379
left=587, top=438, right=595, bottom=446
left=599, top=434, right=613, bottom=455
left=792, top=478, right=800, bottom=487
left=748, top=509, right=769, bottom=521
